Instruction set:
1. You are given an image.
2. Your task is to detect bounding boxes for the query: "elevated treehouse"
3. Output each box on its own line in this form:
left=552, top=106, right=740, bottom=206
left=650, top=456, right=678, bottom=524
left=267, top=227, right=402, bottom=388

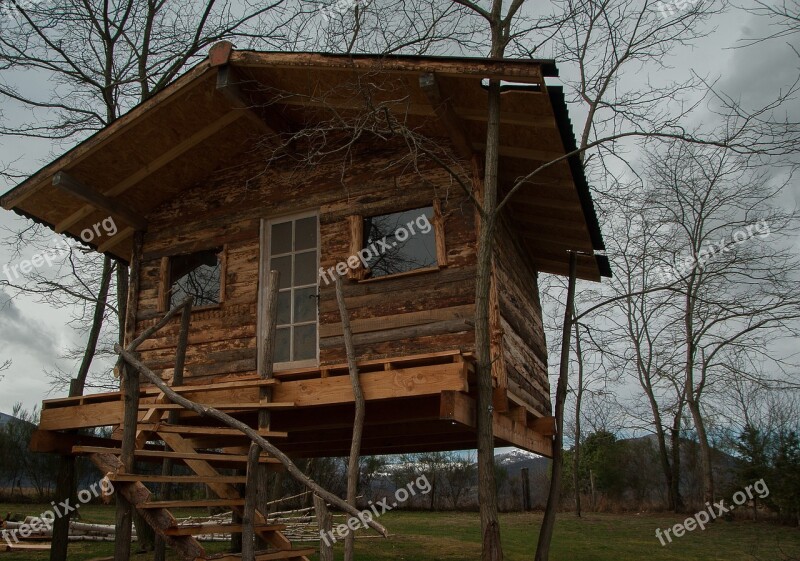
left=1, top=45, right=610, bottom=560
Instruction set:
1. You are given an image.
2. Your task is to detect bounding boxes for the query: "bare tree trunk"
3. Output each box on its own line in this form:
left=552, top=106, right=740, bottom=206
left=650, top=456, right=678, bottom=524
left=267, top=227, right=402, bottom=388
left=314, top=494, right=334, bottom=561
left=50, top=257, right=112, bottom=561
left=573, top=320, right=584, bottom=518
left=336, top=276, right=365, bottom=561
left=115, top=233, right=143, bottom=561
left=475, top=75, right=503, bottom=561
left=535, top=252, right=577, bottom=561
left=670, top=393, right=685, bottom=513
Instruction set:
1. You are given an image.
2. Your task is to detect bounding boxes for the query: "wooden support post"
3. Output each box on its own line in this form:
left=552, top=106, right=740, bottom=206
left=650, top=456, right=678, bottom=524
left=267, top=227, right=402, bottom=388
left=114, top=231, right=143, bottom=561
left=335, top=275, right=365, bottom=561
left=313, top=494, right=333, bottom=561
left=245, top=270, right=280, bottom=556
left=521, top=467, right=531, bottom=512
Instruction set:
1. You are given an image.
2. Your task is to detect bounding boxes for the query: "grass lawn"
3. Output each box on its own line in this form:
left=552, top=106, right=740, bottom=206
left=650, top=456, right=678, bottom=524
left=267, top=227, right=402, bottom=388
left=1, top=504, right=798, bottom=560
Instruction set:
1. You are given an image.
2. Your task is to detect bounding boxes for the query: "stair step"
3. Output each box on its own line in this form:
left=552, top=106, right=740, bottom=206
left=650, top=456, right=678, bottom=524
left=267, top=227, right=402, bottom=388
left=138, top=402, right=295, bottom=411
left=108, top=474, right=247, bottom=484
left=208, top=548, right=316, bottom=561
left=137, top=424, right=288, bottom=438
left=141, top=499, right=246, bottom=509
left=164, top=523, right=286, bottom=536
left=72, top=445, right=279, bottom=464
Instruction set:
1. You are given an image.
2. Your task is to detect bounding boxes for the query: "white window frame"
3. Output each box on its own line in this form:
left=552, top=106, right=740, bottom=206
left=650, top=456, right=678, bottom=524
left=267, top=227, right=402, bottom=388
left=258, top=210, right=320, bottom=371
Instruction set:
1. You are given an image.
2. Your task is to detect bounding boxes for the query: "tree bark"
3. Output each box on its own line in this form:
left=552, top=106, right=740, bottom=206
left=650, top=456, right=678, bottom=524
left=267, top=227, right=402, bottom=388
left=115, top=232, right=143, bottom=561
left=314, top=494, right=334, bottom=561
left=336, top=276, right=365, bottom=561
left=535, top=251, right=577, bottom=561
left=572, top=320, right=584, bottom=518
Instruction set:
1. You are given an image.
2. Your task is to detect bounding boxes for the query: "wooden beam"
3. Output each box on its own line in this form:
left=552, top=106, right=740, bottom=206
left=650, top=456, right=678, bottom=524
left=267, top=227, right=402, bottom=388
left=419, top=72, right=473, bottom=159
left=55, top=109, right=246, bottom=234
left=52, top=172, right=147, bottom=231
left=216, top=65, right=278, bottom=135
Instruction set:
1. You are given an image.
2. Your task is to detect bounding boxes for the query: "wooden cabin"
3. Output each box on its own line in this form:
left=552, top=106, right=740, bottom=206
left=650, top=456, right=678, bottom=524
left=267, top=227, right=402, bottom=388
left=1, top=45, right=609, bottom=560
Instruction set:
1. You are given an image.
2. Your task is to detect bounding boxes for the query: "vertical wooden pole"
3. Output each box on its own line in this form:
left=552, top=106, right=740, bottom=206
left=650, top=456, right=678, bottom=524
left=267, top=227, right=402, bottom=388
left=314, top=494, right=334, bottom=561
left=521, top=467, right=531, bottom=512
left=243, top=270, right=280, bottom=558
left=115, top=231, right=144, bottom=561
left=535, top=250, right=578, bottom=561
left=154, top=298, right=192, bottom=561
left=335, top=275, right=365, bottom=561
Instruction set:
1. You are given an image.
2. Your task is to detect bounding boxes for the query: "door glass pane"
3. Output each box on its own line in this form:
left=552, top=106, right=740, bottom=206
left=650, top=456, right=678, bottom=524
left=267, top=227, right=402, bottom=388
left=293, top=324, right=316, bottom=361
left=275, top=327, right=291, bottom=363
left=272, top=255, right=292, bottom=289
left=294, top=287, right=316, bottom=323
left=294, top=251, right=316, bottom=285
left=295, top=217, right=317, bottom=251
left=271, top=222, right=292, bottom=254
left=276, top=291, right=291, bottom=325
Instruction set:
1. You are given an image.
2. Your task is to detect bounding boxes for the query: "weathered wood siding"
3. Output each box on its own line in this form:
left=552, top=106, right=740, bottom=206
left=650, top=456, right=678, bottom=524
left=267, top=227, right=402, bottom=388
left=493, top=216, right=551, bottom=416
left=133, top=145, right=477, bottom=380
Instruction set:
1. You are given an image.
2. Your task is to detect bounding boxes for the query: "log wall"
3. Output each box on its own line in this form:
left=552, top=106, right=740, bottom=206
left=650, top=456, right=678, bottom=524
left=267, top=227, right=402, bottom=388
left=493, top=215, right=551, bottom=416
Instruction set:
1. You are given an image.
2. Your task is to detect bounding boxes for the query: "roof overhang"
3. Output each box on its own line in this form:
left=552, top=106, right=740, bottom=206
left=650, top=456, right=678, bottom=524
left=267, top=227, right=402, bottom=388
left=1, top=47, right=609, bottom=281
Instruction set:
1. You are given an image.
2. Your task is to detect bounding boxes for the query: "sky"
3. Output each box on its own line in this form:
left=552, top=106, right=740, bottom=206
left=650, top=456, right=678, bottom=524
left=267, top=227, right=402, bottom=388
left=0, top=2, right=798, bottom=419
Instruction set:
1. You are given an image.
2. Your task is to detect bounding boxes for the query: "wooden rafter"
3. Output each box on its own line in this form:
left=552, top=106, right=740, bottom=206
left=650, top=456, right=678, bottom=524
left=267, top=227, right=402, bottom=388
left=51, top=172, right=147, bottom=231
left=216, top=65, right=286, bottom=136
left=419, top=72, right=473, bottom=159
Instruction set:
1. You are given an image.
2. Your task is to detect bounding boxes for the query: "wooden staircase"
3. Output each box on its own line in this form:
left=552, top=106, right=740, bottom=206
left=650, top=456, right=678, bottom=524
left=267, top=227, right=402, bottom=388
left=77, top=420, right=313, bottom=561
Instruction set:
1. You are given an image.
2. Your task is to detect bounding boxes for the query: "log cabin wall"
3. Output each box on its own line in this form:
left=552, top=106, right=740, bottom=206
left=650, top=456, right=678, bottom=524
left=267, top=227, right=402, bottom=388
left=132, top=144, right=478, bottom=383
left=493, top=215, right=551, bottom=416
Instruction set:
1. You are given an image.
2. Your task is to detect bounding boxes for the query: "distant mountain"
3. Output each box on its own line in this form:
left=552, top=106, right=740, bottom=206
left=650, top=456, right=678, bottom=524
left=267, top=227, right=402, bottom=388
left=494, top=449, right=549, bottom=479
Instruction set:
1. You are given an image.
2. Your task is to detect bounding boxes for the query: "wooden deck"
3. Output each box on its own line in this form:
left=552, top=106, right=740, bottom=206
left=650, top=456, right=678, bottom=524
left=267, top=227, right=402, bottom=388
left=33, top=351, right=552, bottom=457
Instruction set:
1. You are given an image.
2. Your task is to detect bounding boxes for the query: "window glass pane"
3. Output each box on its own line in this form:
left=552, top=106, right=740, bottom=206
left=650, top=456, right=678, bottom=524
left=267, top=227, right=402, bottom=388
left=170, top=249, right=221, bottom=308
left=275, top=327, right=291, bottom=363
left=362, top=207, right=436, bottom=278
left=293, top=287, right=317, bottom=323
left=271, top=255, right=292, bottom=289
left=276, top=291, right=291, bottom=325
left=295, top=217, right=317, bottom=251
left=293, top=324, right=316, bottom=361
left=294, top=251, right=317, bottom=286
left=271, top=222, right=292, bottom=255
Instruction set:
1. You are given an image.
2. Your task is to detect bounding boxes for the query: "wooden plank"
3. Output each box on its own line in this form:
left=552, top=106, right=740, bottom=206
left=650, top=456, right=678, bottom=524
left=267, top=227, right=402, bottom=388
left=137, top=402, right=294, bottom=410
left=108, top=474, right=247, bottom=484
left=55, top=110, right=245, bottom=234
left=318, top=304, right=473, bottom=338
left=72, top=446, right=279, bottom=464
left=52, top=171, right=147, bottom=230
left=140, top=499, right=245, bottom=509
left=141, top=378, right=280, bottom=395
left=1, top=542, right=52, bottom=552
left=164, top=523, right=285, bottom=536
left=140, top=424, right=288, bottom=438
left=319, top=318, right=472, bottom=349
